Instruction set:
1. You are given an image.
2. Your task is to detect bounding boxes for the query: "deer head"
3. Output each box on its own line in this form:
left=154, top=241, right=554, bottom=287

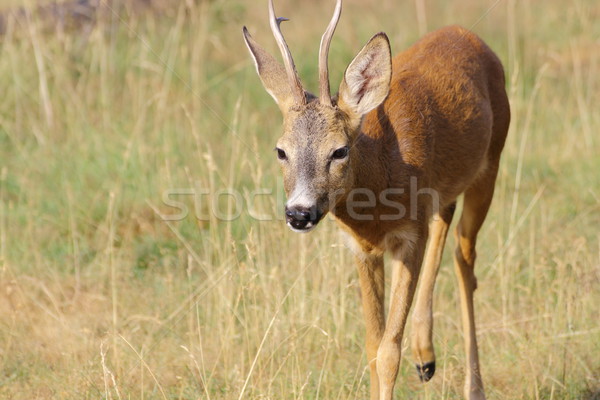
left=243, top=0, right=392, bottom=232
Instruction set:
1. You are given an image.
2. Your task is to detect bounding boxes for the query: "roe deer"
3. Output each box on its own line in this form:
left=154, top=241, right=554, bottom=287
left=243, top=1, right=510, bottom=399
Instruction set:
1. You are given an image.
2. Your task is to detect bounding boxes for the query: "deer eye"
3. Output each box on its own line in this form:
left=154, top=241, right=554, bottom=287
left=276, top=147, right=287, bottom=161
left=331, top=146, right=349, bottom=160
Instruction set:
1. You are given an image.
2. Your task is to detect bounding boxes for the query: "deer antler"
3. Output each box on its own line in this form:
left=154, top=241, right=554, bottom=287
left=268, top=0, right=305, bottom=105
left=318, top=0, right=342, bottom=106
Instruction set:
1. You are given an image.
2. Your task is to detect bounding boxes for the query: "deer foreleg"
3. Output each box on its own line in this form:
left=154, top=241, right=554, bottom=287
left=377, top=231, right=427, bottom=400
left=355, top=253, right=386, bottom=400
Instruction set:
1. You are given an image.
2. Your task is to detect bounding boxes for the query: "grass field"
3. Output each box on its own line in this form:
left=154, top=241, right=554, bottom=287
left=0, top=0, right=599, bottom=399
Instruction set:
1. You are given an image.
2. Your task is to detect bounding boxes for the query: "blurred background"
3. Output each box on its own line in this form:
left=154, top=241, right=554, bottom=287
left=0, top=0, right=598, bottom=398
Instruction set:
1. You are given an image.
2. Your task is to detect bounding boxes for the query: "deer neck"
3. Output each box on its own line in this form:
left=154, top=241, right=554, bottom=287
left=331, top=127, right=396, bottom=232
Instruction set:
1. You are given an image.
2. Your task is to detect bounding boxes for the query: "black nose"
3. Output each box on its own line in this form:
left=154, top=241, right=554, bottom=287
left=285, top=206, right=321, bottom=230
left=286, top=208, right=311, bottom=221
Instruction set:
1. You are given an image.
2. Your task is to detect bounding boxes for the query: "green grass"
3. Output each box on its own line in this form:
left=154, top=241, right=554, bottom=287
left=1, top=0, right=599, bottom=399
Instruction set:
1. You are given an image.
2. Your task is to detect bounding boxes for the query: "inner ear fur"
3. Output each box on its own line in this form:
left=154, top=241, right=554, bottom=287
left=338, top=33, right=392, bottom=123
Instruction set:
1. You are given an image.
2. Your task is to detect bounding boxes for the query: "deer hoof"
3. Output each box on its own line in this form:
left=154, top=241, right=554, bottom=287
left=416, top=361, right=436, bottom=382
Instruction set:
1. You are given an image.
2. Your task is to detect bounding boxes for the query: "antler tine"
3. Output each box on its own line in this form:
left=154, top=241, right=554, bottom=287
left=318, top=0, right=342, bottom=106
left=268, top=0, right=306, bottom=105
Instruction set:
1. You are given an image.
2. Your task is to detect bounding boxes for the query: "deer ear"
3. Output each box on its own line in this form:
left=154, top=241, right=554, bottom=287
left=338, top=33, right=392, bottom=122
left=243, top=27, right=296, bottom=113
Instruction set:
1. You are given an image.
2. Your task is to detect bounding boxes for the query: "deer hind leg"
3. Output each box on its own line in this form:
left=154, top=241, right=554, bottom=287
left=355, top=253, right=386, bottom=400
left=411, top=202, right=456, bottom=382
left=453, top=164, right=499, bottom=400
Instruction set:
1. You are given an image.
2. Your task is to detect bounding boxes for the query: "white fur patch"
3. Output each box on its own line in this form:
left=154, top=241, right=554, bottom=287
left=286, top=178, right=317, bottom=209
left=339, top=225, right=419, bottom=261
left=383, top=226, right=419, bottom=255
left=340, top=230, right=381, bottom=260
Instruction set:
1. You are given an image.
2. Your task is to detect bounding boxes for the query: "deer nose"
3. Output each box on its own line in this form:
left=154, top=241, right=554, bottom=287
left=286, top=208, right=311, bottom=221
left=285, top=206, right=321, bottom=231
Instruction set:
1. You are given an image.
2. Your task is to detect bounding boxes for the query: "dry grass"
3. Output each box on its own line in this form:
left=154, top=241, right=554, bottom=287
left=0, top=0, right=599, bottom=399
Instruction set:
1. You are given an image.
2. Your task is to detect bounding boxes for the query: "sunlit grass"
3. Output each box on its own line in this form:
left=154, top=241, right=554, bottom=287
left=0, top=0, right=598, bottom=399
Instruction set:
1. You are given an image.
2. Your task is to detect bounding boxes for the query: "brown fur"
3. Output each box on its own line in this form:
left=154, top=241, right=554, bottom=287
left=335, top=26, right=509, bottom=250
